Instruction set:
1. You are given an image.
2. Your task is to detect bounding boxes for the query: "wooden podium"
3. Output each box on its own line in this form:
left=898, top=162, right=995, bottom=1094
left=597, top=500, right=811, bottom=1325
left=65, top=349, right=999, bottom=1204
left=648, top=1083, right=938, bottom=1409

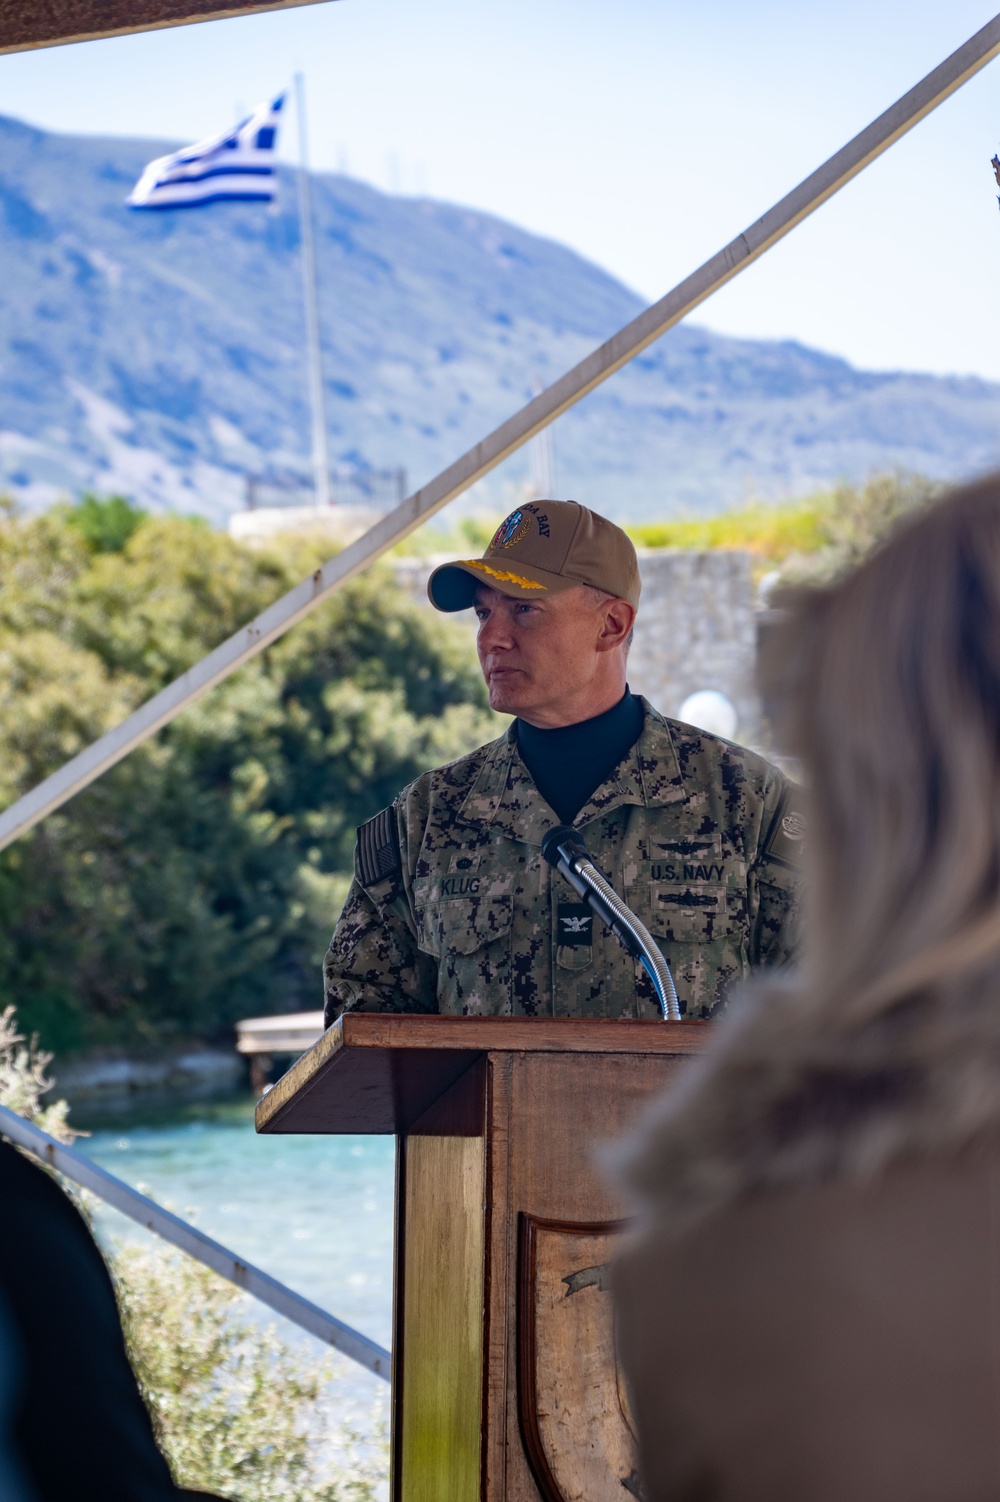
left=256, top=1014, right=705, bottom=1502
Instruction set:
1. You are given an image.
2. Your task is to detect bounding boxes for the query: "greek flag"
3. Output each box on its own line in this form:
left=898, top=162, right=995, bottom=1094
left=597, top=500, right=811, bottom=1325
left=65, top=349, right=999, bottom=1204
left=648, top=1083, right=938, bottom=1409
left=128, top=94, right=285, bottom=210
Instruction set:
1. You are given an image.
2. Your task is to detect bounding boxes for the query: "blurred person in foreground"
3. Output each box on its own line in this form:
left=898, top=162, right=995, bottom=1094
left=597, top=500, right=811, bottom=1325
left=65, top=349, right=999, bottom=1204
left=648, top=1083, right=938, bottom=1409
left=615, top=474, right=1000, bottom=1502
left=0, top=1138, right=225, bottom=1501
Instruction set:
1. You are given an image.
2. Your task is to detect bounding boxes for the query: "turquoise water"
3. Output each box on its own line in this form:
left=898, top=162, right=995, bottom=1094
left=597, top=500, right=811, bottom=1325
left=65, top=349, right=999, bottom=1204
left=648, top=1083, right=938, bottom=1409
left=79, top=1094, right=396, bottom=1409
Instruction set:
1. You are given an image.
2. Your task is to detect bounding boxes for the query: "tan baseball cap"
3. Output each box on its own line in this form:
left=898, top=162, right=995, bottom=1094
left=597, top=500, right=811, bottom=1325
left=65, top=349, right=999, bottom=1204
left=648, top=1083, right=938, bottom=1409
left=427, top=500, right=641, bottom=612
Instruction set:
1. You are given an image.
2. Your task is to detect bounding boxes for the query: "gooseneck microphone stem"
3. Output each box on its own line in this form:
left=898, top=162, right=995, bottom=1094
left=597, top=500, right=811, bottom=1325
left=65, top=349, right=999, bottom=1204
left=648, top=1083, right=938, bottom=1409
left=541, top=826, right=681, bottom=1022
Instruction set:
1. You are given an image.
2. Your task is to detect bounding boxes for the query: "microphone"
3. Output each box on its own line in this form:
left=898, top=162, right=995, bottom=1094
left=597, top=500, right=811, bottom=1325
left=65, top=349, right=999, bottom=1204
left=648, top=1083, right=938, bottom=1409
left=540, top=825, right=680, bottom=1022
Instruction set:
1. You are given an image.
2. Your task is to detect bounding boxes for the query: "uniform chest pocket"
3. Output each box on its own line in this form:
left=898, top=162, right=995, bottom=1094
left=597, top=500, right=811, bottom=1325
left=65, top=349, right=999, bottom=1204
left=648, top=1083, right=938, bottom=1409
left=644, top=882, right=739, bottom=944
left=417, top=894, right=514, bottom=957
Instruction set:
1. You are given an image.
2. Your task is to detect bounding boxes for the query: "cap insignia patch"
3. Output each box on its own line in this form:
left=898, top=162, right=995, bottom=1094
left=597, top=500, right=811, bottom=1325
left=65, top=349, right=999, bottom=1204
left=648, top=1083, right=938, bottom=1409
left=490, top=509, right=530, bottom=550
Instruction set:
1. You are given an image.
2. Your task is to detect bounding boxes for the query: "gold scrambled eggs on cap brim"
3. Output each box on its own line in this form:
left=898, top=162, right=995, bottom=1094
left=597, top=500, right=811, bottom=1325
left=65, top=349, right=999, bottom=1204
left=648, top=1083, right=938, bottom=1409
left=427, top=556, right=582, bottom=612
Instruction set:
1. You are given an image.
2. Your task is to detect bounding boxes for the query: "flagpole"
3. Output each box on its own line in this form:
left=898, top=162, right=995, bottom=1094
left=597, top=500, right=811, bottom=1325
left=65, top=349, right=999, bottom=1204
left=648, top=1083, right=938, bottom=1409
left=294, top=71, right=331, bottom=509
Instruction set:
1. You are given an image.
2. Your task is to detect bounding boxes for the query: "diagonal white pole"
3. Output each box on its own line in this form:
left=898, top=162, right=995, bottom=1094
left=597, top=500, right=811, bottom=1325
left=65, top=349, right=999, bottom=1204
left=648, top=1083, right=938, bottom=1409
left=0, top=1103, right=391, bottom=1380
left=1, top=10, right=999, bottom=854
left=295, top=70, right=332, bottom=508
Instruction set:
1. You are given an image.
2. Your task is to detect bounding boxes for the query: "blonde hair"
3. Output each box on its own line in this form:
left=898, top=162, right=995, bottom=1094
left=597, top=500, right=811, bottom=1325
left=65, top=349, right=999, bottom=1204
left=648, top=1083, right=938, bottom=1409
left=767, top=474, right=1000, bottom=1027
left=623, top=475, right=1000, bottom=1220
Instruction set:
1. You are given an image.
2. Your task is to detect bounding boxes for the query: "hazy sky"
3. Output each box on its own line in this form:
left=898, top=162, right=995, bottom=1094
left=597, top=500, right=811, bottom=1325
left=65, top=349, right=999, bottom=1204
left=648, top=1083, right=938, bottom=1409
left=1, top=1, right=1000, bottom=378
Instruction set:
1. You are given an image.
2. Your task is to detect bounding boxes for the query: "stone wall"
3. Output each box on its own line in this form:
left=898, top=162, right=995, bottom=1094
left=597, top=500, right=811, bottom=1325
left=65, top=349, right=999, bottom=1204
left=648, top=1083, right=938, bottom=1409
left=627, top=550, right=759, bottom=740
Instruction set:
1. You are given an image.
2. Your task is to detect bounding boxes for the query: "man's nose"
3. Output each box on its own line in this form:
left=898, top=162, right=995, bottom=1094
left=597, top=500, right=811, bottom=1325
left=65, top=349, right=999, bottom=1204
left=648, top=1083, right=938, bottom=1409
left=478, top=609, right=514, bottom=651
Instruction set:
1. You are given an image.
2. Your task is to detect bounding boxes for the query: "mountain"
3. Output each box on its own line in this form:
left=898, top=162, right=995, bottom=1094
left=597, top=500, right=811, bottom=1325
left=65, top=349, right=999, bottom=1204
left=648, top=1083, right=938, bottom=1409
left=0, top=111, right=998, bottom=523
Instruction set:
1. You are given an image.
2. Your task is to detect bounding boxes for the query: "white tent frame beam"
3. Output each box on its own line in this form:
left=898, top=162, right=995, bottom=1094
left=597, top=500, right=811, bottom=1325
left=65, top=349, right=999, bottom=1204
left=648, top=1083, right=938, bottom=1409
left=1, top=10, right=999, bottom=853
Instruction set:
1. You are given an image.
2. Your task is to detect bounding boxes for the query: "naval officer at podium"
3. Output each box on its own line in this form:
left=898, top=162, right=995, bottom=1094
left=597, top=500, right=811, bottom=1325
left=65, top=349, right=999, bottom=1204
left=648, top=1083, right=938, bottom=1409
left=323, top=501, right=799, bottom=1025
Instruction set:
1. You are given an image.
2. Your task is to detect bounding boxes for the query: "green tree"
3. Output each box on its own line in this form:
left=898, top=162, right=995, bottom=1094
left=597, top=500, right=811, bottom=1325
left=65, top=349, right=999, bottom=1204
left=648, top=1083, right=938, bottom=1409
left=64, top=492, right=148, bottom=554
left=0, top=501, right=496, bottom=1053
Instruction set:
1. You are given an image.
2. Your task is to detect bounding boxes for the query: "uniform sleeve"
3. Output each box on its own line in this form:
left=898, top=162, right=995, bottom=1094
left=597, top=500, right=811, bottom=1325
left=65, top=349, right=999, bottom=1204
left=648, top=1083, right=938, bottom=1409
left=322, top=876, right=438, bottom=1024
left=746, top=770, right=802, bottom=971
left=322, top=800, right=439, bottom=1025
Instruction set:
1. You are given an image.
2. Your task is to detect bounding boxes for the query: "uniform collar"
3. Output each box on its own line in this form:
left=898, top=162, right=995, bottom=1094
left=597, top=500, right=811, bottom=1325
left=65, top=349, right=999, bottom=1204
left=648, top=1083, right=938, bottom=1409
left=456, top=697, right=686, bottom=845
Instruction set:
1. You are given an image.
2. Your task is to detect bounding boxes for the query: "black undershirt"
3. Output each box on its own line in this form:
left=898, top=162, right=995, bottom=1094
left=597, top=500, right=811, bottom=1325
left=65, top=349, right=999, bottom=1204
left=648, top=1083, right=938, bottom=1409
left=516, top=689, right=645, bottom=825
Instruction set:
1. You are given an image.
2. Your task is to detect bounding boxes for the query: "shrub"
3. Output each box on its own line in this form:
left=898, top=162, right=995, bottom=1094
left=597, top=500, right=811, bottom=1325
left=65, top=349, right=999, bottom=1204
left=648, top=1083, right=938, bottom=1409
left=115, top=1244, right=386, bottom=1502
left=0, top=1003, right=75, bottom=1142
left=628, top=472, right=939, bottom=584
left=628, top=498, right=829, bottom=563
left=774, top=472, right=939, bottom=586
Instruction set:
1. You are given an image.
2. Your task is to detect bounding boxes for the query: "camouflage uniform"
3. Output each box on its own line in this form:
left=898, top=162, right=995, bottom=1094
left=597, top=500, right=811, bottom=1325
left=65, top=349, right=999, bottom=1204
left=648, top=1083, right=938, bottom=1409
left=323, top=699, right=799, bottom=1023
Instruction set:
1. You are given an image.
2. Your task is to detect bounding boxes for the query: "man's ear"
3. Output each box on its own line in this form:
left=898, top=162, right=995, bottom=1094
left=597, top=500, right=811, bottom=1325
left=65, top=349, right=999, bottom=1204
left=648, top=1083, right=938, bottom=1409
left=597, top=598, right=636, bottom=652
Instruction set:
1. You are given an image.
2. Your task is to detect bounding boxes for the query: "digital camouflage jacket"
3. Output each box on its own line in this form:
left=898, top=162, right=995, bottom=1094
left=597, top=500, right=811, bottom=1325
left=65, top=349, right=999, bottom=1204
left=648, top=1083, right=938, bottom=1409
left=322, top=700, right=800, bottom=1023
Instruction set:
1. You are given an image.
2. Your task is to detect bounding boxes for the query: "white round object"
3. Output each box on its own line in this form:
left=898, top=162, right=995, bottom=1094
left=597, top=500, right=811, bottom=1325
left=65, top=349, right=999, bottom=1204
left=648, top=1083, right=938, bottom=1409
left=678, top=690, right=737, bottom=740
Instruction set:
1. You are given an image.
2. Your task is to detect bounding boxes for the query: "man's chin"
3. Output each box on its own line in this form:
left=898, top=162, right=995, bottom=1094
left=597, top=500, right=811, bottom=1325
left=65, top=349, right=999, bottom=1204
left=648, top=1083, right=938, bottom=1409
left=487, top=677, right=531, bottom=716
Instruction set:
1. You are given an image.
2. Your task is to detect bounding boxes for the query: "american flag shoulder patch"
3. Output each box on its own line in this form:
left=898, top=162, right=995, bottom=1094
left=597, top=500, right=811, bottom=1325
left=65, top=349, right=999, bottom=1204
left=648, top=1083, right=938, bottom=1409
left=356, top=806, right=402, bottom=888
